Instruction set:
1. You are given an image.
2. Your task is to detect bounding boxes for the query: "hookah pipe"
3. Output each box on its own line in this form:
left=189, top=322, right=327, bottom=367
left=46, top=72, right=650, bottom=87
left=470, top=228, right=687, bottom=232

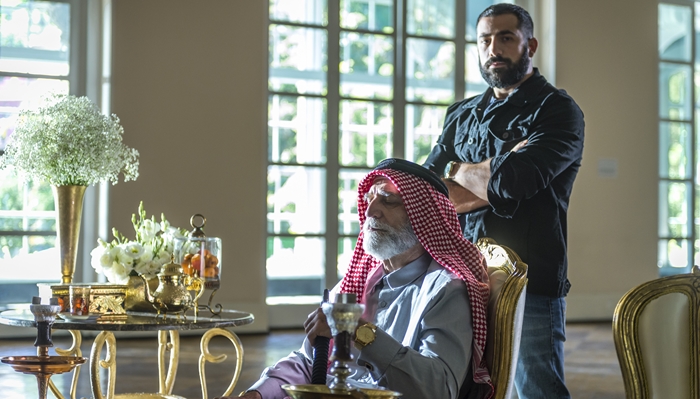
left=311, top=289, right=330, bottom=384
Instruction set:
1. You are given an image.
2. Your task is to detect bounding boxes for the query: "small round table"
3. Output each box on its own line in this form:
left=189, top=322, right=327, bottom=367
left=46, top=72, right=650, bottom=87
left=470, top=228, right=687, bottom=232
left=0, top=309, right=254, bottom=399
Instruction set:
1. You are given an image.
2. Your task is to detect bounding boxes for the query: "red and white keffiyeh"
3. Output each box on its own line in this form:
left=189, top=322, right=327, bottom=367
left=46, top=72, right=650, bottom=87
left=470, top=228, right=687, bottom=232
left=339, top=167, right=493, bottom=396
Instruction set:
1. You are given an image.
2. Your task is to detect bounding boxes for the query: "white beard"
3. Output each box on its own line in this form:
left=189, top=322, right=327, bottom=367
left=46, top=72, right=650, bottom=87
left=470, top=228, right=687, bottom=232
left=362, top=217, right=419, bottom=261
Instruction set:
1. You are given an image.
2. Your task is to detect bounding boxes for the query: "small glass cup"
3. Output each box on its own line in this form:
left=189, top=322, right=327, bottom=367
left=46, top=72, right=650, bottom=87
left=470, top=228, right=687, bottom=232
left=69, top=285, right=91, bottom=316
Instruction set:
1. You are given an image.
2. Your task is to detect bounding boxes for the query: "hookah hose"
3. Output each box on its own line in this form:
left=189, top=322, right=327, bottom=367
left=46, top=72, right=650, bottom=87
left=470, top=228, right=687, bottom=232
left=311, top=289, right=331, bottom=384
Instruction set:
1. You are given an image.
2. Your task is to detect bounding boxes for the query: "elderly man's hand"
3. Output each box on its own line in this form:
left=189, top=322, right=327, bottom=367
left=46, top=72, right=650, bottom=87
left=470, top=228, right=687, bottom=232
left=214, top=390, right=261, bottom=399
left=304, top=308, right=332, bottom=345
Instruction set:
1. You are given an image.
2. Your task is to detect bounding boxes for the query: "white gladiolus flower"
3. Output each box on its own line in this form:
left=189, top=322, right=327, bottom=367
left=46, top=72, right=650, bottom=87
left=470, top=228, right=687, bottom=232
left=88, top=201, right=190, bottom=283
left=123, top=242, right=145, bottom=260
left=139, top=219, right=158, bottom=242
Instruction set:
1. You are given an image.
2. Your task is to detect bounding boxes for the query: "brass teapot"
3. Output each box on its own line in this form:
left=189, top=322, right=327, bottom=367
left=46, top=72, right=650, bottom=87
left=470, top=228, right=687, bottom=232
left=138, top=258, right=205, bottom=318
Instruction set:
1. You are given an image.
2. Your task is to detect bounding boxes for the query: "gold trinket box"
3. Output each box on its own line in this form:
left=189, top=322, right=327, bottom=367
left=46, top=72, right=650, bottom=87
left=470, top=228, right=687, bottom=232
left=37, top=283, right=128, bottom=315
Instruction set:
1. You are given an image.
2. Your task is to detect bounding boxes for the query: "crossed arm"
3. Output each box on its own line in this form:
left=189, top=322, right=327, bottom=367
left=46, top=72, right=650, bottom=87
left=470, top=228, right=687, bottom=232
left=445, top=140, right=527, bottom=213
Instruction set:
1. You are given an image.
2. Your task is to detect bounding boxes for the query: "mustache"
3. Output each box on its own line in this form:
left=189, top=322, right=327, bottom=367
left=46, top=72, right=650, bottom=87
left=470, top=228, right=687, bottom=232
left=485, top=55, right=512, bottom=68
left=364, top=218, right=389, bottom=231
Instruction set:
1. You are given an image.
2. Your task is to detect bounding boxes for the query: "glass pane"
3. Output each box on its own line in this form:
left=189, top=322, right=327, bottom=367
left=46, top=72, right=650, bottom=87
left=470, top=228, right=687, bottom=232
left=693, top=184, right=700, bottom=265
left=268, top=95, right=327, bottom=164
left=407, top=0, right=454, bottom=38
left=0, top=171, right=56, bottom=230
left=659, top=62, right=691, bottom=121
left=406, top=38, right=455, bottom=103
left=658, top=181, right=690, bottom=237
left=697, top=111, right=700, bottom=184
left=466, top=0, right=509, bottom=41
left=0, top=1, right=70, bottom=76
left=339, top=100, right=392, bottom=167
left=269, top=25, right=327, bottom=95
left=269, top=0, right=327, bottom=25
left=340, top=0, right=393, bottom=33
left=658, top=239, right=690, bottom=269
left=465, top=44, right=488, bottom=98
left=659, top=122, right=691, bottom=179
left=266, top=236, right=325, bottom=297
left=406, top=104, right=447, bottom=164
left=659, top=3, right=691, bottom=62
left=0, top=236, right=59, bottom=282
left=338, top=236, right=358, bottom=279
left=340, top=32, right=393, bottom=100
left=267, top=165, right=326, bottom=234
left=338, top=168, right=369, bottom=236
left=0, top=76, right=69, bottom=151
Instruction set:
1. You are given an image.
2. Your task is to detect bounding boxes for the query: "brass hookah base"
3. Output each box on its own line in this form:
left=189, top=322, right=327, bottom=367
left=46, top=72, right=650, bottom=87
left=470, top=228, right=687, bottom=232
left=1, top=346, right=86, bottom=399
left=282, top=295, right=401, bottom=399
left=1, top=297, right=88, bottom=399
left=282, top=348, right=401, bottom=399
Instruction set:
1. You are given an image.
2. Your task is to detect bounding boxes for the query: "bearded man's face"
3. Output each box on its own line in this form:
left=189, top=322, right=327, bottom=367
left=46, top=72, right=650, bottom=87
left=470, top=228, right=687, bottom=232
left=476, top=14, right=533, bottom=89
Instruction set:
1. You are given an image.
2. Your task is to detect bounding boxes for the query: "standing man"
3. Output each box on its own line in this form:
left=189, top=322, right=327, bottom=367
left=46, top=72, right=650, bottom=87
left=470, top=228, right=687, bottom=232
left=424, top=3, right=584, bottom=399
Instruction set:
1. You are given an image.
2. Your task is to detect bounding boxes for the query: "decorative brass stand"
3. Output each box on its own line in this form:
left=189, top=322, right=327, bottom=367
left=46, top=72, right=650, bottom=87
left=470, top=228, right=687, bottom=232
left=282, top=294, right=401, bottom=399
left=87, top=327, right=243, bottom=399
left=1, top=297, right=86, bottom=399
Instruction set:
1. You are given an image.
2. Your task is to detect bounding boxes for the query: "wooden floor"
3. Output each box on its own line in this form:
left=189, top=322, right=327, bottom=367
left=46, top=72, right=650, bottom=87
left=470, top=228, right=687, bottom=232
left=0, top=322, right=624, bottom=398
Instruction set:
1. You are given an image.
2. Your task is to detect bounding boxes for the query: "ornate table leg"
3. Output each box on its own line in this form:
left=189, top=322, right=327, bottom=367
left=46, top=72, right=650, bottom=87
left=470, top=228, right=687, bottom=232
left=158, top=330, right=180, bottom=395
left=90, top=331, right=117, bottom=399
left=199, top=328, right=244, bottom=399
left=47, top=329, right=83, bottom=399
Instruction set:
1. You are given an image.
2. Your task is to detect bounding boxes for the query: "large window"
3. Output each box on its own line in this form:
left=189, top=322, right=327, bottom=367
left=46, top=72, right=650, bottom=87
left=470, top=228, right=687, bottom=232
left=0, top=1, right=72, bottom=288
left=0, top=0, right=102, bottom=307
left=658, top=2, right=700, bottom=275
left=267, top=0, right=503, bottom=305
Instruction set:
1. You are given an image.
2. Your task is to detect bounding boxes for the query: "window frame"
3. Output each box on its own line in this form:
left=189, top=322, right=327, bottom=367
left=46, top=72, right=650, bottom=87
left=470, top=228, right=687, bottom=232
left=0, top=0, right=111, bottom=311
left=657, top=0, right=699, bottom=276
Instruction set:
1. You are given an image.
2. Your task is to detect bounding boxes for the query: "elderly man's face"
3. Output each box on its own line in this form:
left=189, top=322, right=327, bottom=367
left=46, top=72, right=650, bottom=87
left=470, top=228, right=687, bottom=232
left=362, top=178, right=419, bottom=260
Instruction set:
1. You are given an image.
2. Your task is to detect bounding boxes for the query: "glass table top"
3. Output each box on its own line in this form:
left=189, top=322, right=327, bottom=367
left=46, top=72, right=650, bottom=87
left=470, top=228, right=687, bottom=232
left=0, top=309, right=254, bottom=331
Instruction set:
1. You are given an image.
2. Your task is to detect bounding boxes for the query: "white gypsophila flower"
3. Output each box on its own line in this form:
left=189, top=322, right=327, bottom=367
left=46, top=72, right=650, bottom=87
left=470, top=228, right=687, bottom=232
left=0, top=93, right=139, bottom=186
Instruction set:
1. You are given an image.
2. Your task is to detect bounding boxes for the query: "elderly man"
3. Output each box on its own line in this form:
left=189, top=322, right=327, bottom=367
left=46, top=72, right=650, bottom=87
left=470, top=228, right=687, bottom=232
left=220, top=158, right=491, bottom=399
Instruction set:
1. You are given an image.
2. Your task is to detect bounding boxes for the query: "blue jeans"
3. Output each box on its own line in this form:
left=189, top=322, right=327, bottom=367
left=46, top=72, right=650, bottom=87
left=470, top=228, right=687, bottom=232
left=513, top=293, right=570, bottom=399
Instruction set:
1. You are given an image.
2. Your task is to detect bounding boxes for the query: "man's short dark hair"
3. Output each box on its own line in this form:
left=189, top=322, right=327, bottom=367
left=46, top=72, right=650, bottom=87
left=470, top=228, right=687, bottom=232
left=477, top=3, right=534, bottom=39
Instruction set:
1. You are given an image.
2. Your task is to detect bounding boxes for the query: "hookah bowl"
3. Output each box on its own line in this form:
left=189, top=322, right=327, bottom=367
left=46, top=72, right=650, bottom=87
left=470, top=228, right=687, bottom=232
left=282, top=293, right=401, bottom=399
left=1, top=296, right=87, bottom=399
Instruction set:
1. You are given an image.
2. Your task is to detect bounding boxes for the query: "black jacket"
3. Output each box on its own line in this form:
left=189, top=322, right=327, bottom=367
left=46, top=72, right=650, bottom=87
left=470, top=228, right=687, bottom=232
left=424, top=69, right=585, bottom=298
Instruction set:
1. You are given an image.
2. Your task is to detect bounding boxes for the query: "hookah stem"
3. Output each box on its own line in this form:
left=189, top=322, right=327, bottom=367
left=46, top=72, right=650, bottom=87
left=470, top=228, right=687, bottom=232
left=311, top=289, right=331, bottom=384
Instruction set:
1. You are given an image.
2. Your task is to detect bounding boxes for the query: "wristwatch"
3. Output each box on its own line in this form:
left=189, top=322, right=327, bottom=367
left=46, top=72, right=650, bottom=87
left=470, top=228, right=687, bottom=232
left=354, top=322, right=378, bottom=349
left=444, top=161, right=459, bottom=179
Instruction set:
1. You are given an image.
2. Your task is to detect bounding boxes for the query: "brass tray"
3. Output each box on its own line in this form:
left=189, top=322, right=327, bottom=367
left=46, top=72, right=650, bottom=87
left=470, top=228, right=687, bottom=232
left=282, top=384, right=401, bottom=399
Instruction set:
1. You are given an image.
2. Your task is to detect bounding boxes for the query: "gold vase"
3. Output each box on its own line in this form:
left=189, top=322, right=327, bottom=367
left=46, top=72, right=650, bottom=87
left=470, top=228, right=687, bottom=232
left=52, top=185, right=87, bottom=284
